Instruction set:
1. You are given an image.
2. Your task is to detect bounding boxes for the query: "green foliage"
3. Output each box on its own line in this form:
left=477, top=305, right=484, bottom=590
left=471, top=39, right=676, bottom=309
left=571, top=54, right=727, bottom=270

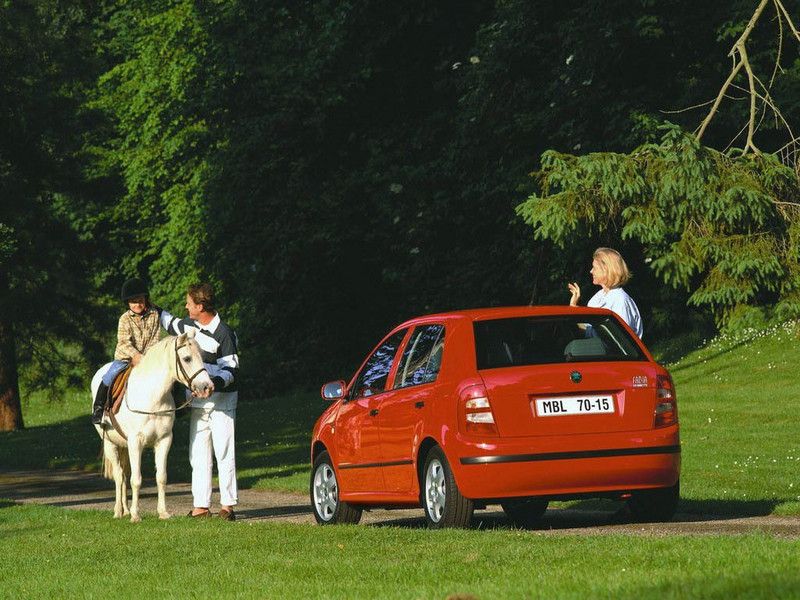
left=0, top=224, right=15, bottom=265
left=86, top=0, right=220, bottom=310
left=517, top=123, right=800, bottom=324
left=0, top=0, right=107, bottom=397
left=7, top=0, right=800, bottom=404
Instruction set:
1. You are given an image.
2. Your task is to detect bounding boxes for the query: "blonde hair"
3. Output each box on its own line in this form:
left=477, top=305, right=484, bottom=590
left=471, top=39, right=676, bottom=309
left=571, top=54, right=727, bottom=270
left=593, top=247, right=631, bottom=288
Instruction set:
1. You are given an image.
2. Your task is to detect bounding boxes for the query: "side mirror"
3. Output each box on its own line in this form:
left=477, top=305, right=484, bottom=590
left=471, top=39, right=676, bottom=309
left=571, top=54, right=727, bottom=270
left=321, top=380, right=347, bottom=401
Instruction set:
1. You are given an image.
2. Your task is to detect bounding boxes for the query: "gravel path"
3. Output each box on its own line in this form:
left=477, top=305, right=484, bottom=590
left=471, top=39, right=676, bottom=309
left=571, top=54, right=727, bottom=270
left=1, top=468, right=799, bottom=537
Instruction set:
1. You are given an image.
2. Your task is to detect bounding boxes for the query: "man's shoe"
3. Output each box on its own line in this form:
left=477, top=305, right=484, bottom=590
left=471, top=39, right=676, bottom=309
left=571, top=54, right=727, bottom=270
left=187, top=508, right=211, bottom=518
left=218, top=508, right=236, bottom=521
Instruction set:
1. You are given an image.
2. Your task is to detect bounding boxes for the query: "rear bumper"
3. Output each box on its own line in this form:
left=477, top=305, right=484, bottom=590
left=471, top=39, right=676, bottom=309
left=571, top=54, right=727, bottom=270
left=450, top=426, right=680, bottom=500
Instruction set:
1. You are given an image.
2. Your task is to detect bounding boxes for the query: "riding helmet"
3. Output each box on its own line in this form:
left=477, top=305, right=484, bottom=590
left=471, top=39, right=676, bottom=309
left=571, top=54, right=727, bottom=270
left=120, top=278, right=149, bottom=302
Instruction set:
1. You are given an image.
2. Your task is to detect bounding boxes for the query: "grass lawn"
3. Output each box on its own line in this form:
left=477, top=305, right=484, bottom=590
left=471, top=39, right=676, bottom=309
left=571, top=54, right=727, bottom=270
left=0, top=502, right=798, bottom=599
left=665, top=322, right=800, bottom=517
left=1, top=322, right=799, bottom=516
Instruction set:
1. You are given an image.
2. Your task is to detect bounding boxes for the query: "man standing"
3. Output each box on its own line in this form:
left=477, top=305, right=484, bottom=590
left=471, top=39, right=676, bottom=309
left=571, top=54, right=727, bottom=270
left=161, top=283, right=240, bottom=520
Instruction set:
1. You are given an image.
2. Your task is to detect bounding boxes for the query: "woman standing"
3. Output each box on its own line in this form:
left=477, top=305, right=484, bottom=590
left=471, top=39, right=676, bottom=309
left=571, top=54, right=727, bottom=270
left=568, top=247, right=643, bottom=338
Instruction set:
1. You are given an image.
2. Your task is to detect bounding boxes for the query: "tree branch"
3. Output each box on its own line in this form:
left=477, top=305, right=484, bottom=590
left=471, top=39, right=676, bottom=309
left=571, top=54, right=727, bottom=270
left=774, top=0, right=800, bottom=42
left=695, top=0, right=771, bottom=145
left=738, top=41, right=761, bottom=154
left=695, top=60, right=745, bottom=140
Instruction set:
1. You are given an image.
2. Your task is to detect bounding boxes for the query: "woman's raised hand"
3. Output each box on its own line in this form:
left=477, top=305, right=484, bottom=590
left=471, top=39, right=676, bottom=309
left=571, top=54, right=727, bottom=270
left=567, top=282, right=581, bottom=307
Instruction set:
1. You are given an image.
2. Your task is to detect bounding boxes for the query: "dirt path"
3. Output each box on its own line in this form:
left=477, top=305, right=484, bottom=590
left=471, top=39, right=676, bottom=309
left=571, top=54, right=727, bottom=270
left=1, top=468, right=799, bottom=537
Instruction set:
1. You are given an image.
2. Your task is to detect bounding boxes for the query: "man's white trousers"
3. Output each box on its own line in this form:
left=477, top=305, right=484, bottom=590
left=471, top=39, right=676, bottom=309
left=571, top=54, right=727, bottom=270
left=189, top=406, right=238, bottom=508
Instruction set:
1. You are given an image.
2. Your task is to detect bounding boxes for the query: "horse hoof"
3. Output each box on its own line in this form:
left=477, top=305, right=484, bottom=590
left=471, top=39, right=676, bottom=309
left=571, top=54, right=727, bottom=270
left=159, top=512, right=172, bottom=520
left=130, top=514, right=141, bottom=523
left=113, top=512, right=123, bottom=519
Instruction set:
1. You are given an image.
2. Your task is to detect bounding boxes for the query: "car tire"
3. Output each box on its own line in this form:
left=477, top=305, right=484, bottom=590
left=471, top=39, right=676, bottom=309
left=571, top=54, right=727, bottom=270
left=422, top=446, right=474, bottom=529
left=627, top=480, right=680, bottom=522
left=310, top=451, right=362, bottom=525
left=501, top=498, right=549, bottom=529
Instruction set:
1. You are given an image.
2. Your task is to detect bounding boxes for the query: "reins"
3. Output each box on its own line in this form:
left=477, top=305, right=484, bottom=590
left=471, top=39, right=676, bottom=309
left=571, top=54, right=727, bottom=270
left=107, top=337, right=209, bottom=439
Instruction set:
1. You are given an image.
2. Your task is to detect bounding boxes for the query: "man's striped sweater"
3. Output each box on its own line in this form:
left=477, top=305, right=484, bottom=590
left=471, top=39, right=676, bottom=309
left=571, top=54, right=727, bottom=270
left=160, top=310, right=240, bottom=410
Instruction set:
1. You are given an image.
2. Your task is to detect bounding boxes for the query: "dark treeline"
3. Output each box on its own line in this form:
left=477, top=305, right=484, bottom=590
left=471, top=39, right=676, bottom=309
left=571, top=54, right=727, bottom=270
left=2, top=0, right=799, bottom=427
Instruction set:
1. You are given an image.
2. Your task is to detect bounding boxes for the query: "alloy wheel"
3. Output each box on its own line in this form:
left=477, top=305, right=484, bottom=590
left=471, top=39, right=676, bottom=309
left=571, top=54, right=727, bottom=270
left=313, top=462, right=338, bottom=521
left=425, top=458, right=446, bottom=523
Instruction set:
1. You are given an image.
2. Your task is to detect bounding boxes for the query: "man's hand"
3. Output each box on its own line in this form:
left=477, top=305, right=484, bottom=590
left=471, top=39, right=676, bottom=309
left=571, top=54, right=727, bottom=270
left=191, top=378, right=219, bottom=399
left=567, top=282, right=581, bottom=307
left=131, top=353, right=143, bottom=367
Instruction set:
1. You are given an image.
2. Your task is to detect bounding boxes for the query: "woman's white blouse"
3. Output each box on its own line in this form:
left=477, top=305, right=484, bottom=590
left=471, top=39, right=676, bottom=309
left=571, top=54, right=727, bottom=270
left=587, top=287, right=643, bottom=338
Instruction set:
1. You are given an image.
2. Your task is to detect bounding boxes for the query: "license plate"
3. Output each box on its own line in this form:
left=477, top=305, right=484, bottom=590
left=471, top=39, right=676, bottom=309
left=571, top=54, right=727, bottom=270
left=534, top=395, right=615, bottom=417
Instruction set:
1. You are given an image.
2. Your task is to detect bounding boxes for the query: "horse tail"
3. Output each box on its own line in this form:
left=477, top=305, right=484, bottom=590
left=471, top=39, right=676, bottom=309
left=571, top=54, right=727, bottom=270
left=102, top=452, right=114, bottom=480
left=100, top=439, right=131, bottom=480
left=121, top=448, right=131, bottom=479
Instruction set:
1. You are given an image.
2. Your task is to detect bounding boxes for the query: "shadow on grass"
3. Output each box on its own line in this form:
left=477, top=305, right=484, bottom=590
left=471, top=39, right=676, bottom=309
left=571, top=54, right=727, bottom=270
left=561, top=497, right=780, bottom=519
left=366, top=508, right=635, bottom=531
left=237, top=505, right=310, bottom=520
left=650, top=326, right=715, bottom=366
left=0, top=390, right=323, bottom=490
left=679, top=498, right=780, bottom=518
left=368, top=496, right=787, bottom=531
left=0, top=414, right=101, bottom=473
left=666, top=338, right=749, bottom=377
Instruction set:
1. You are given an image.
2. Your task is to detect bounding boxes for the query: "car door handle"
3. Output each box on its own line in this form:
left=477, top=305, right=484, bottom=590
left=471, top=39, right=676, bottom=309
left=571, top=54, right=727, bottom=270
left=415, top=401, right=425, bottom=409
left=369, top=409, right=379, bottom=416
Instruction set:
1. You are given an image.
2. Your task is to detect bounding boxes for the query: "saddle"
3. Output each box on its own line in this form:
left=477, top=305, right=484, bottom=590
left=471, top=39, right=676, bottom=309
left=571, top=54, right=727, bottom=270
left=105, top=365, right=133, bottom=415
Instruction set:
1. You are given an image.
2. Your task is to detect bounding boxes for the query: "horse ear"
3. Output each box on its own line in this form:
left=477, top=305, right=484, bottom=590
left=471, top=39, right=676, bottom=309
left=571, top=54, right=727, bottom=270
left=184, top=328, right=196, bottom=339
left=177, top=332, right=188, bottom=344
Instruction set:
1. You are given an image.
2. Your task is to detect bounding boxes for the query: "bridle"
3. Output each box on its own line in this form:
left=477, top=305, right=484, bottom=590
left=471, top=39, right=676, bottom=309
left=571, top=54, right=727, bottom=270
left=174, top=336, right=208, bottom=390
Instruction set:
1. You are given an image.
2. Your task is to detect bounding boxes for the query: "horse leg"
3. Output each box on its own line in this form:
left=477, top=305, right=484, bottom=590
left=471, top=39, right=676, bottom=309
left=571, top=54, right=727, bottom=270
left=154, top=434, right=173, bottom=520
left=104, top=440, right=125, bottom=519
left=128, top=437, right=143, bottom=523
left=121, top=449, right=131, bottom=516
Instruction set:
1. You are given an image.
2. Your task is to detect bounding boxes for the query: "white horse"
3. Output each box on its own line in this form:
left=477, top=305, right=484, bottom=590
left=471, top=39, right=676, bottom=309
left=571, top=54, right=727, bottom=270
left=91, top=330, right=213, bottom=522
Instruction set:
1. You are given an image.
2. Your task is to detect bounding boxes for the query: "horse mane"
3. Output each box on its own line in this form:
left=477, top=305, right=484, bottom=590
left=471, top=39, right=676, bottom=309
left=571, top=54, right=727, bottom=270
left=139, top=333, right=197, bottom=369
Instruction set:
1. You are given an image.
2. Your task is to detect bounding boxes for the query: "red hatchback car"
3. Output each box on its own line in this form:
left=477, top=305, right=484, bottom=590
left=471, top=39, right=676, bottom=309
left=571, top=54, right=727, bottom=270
left=310, top=306, right=680, bottom=528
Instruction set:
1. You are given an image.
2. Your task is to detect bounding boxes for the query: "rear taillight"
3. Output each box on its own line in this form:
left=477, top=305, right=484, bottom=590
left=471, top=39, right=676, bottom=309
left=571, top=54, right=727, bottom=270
left=654, top=374, right=678, bottom=428
left=461, top=384, right=498, bottom=436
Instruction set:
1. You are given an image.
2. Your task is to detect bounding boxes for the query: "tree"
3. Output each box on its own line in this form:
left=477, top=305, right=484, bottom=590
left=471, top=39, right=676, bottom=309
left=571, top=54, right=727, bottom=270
left=0, top=1, right=103, bottom=430
left=516, top=0, right=800, bottom=327
left=87, top=0, right=220, bottom=309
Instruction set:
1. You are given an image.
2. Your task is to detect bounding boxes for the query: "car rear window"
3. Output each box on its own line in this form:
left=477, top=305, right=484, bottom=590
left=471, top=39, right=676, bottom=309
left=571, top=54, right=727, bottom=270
left=473, top=315, right=646, bottom=370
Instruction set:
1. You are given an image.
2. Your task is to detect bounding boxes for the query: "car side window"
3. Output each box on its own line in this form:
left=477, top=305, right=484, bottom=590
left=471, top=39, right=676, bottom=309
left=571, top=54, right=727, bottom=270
left=394, top=324, right=445, bottom=389
left=351, top=329, right=408, bottom=399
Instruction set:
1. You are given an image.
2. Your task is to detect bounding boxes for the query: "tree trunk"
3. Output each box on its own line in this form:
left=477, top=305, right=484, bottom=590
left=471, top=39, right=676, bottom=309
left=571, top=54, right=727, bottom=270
left=0, top=311, right=23, bottom=431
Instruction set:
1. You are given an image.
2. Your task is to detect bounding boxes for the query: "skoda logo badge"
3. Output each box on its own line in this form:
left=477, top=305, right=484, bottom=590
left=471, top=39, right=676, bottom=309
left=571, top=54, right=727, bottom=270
left=570, top=371, right=582, bottom=383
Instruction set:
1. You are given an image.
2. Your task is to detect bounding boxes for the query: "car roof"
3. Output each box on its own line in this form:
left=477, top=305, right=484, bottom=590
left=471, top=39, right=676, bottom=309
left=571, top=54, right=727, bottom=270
left=397, top=305, right=617, bottom=327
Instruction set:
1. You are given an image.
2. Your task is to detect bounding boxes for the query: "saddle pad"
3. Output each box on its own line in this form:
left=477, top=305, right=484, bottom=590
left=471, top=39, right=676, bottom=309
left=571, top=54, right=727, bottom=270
left=110, top=365, right=133, bottom=414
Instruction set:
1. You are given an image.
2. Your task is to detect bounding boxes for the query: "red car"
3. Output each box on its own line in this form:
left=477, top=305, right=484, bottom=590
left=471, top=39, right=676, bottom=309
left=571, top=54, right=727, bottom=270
left=310, top=306, right=680, bottom=528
